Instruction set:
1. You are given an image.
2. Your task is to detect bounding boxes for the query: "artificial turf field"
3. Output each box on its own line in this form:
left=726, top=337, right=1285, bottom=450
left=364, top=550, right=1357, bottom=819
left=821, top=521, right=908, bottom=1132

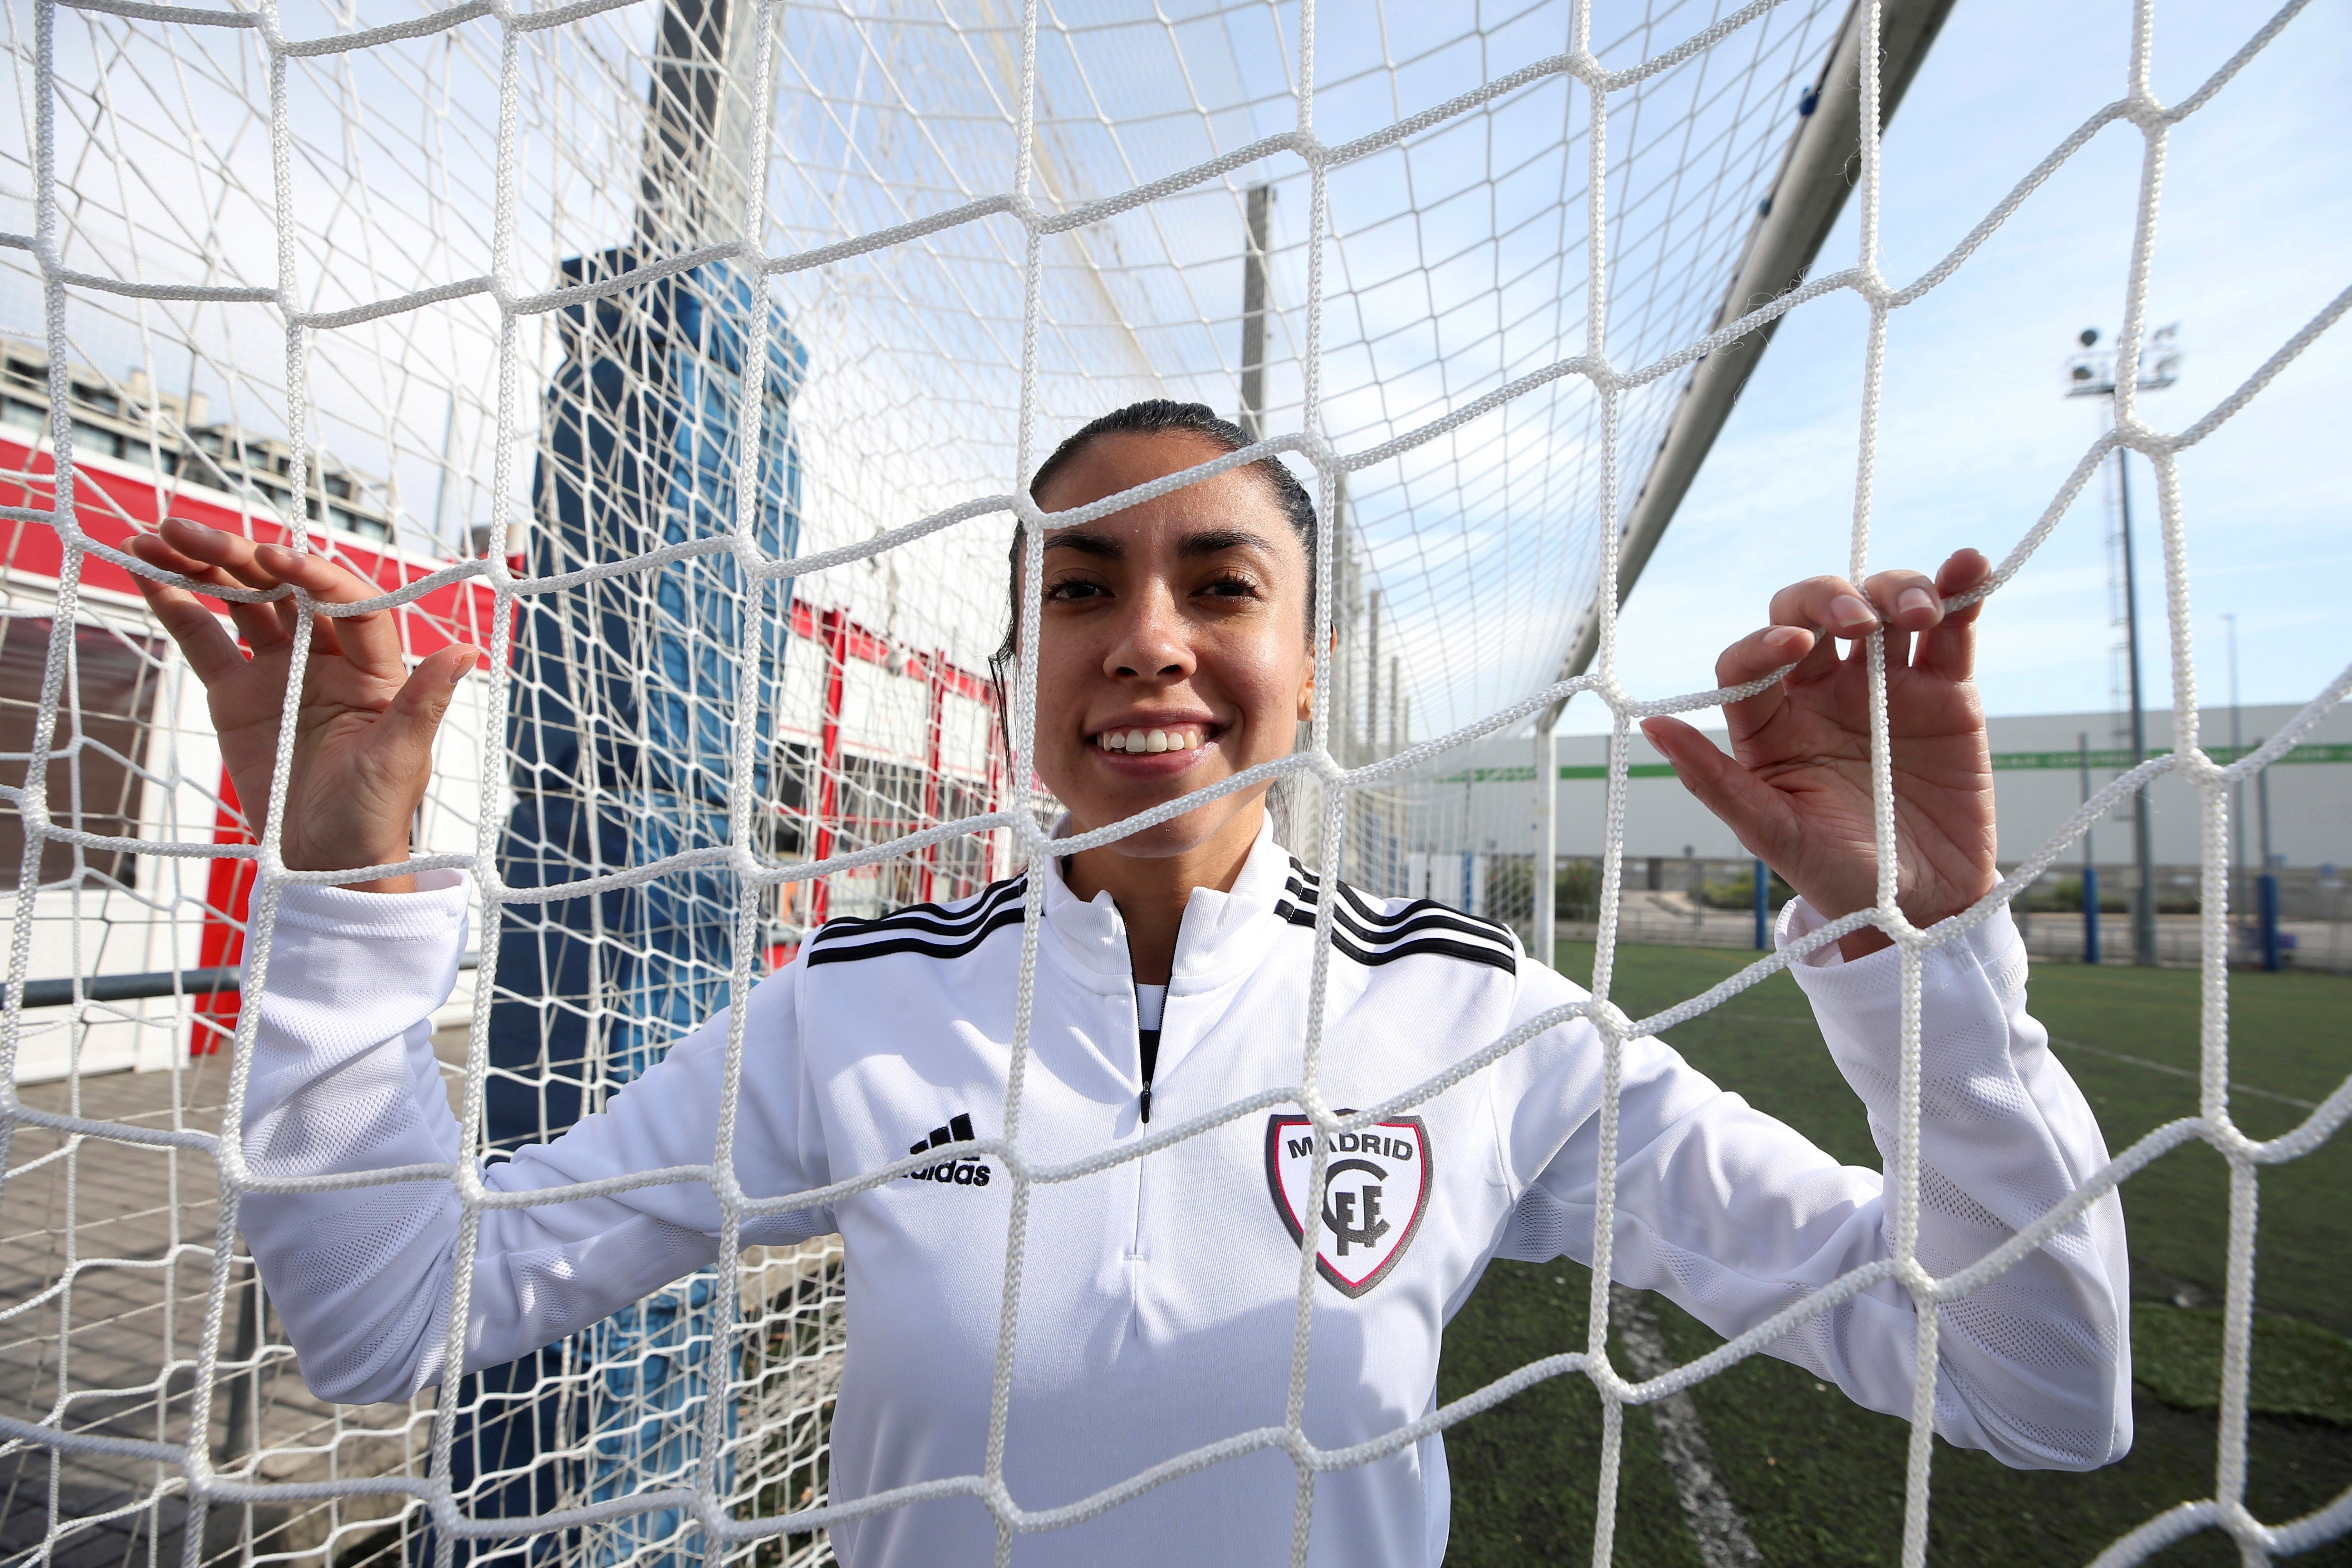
left=1436, top=942, right=2352, bottom=1567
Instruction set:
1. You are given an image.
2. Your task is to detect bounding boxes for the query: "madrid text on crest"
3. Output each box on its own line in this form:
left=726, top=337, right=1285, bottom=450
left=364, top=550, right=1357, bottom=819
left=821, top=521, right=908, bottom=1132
left=1263, top=1112, right=1431, bottom=1298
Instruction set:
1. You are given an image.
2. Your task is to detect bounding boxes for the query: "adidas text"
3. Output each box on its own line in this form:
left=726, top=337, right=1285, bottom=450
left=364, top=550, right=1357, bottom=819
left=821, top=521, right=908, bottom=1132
left=907, top=1159, right=991, bottom=1186
left=905, top=1112, right=990, bottom=1187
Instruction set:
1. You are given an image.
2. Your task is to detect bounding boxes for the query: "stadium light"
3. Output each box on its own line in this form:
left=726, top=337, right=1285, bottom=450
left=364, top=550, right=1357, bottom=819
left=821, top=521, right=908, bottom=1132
left=2065, top=323, right=2181, bottom=966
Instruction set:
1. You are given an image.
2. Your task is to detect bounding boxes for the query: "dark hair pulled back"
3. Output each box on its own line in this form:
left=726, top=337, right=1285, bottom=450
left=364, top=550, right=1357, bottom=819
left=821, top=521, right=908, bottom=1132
left=987, top=399, right=1319, bottom=709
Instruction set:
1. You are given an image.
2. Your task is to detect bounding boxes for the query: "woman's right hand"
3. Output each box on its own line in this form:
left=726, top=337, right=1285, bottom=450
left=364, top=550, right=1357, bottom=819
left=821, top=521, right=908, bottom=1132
left=126, top=517, right=478, bottom=894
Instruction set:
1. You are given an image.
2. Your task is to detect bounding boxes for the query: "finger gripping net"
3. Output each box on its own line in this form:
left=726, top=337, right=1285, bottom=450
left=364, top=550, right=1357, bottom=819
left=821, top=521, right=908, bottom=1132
left=1, top=0, right=2347, bottom=1566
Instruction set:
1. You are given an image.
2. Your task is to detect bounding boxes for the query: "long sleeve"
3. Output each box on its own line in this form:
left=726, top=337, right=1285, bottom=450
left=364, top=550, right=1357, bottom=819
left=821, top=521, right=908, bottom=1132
left=236, top=872, right=831, bottom=1406
left=1490, top=902, right=2130, bottom=1472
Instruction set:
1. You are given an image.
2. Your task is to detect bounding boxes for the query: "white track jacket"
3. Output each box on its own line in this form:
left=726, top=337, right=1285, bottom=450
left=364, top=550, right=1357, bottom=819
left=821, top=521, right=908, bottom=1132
left=239, top=821, right=2130, bottom=1568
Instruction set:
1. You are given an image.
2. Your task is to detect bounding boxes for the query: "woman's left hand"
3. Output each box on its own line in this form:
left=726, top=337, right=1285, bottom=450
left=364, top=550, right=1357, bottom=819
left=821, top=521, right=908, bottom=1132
left=1640, top=549, right=1998, bottom=960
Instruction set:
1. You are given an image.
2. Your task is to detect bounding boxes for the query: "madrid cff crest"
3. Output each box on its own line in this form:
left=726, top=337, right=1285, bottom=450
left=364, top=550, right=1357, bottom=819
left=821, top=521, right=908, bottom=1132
left=1264, top=1113, right=1432, bottom=1298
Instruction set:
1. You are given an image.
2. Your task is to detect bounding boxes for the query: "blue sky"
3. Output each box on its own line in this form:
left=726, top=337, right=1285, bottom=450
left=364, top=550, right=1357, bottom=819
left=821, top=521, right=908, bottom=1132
left=1580, top=0, right=2350, bottom=733
left=2, top=0, right=2335, bottom=748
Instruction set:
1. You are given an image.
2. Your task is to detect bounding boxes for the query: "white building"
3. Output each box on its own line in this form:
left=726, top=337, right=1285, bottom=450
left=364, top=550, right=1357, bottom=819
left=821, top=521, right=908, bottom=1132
left=1404, top=703, right=2350, bottom=887
left=2, top=341, right=1009, bottom=1084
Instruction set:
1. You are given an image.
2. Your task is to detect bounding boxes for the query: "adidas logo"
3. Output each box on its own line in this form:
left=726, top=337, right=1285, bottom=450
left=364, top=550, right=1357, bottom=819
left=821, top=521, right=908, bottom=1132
left=905, top=1112, right=991, bottom=1187
left=1273, top=860, right=1517, bottom=977
left=808, top=877, right=1027, bottom=966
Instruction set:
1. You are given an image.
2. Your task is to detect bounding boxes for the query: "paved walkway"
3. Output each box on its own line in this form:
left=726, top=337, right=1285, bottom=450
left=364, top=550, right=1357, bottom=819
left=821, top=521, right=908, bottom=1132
left=5, top=1033, right=843, bottom=1568
left=4, top=1042, right=448, bottom=1568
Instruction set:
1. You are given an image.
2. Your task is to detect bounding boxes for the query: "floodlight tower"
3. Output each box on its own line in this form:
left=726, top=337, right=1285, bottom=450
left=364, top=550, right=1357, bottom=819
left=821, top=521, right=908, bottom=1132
left=461, top=0, right=804, bottom=1560
left=2065, top=323, right=2180, bottom=967
left=1239, top=182, right=1272, bottom=442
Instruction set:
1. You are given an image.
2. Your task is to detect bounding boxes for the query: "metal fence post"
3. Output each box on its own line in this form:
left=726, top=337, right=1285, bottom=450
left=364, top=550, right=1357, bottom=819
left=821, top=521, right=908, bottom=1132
left=1752, top=858, right=1768, bottom=949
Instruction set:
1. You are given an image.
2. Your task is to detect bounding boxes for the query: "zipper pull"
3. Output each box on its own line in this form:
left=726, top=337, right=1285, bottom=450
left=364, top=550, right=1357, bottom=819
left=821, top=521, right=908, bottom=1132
left=1140, top=1083, right=1152, bottom=1124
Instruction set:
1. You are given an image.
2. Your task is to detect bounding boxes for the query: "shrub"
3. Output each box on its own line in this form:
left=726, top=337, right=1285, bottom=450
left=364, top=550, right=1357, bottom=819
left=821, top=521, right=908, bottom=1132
left=1697, top=865, right=1793, bottom=911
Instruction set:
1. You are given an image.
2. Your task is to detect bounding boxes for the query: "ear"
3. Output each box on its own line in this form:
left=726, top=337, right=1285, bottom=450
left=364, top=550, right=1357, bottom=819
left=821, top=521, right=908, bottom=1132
left=1297, top=653, right=1316, bottom=722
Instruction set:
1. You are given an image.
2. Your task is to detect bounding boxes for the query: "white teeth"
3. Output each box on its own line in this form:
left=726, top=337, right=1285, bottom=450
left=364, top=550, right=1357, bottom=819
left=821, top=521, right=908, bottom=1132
left=1098, top=727, right=1204, bottom=753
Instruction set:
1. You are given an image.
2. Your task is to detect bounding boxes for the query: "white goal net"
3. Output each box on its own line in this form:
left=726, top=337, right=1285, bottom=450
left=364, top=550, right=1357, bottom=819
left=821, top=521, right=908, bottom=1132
left=2, top=0, right=2347, bottom=1565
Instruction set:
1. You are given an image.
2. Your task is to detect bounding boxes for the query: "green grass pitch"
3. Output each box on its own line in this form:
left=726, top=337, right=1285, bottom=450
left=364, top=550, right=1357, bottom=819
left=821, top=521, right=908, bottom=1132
left=1436, top=941, right=2352, bottom=1567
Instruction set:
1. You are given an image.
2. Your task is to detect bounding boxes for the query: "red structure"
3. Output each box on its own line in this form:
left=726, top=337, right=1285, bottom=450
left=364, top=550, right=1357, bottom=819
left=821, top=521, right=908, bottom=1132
left=785, top=596, right=998, bottom=939
left=4, top=435, right=1007, bottom=1024
left=1, top=436, right=507, bottom=1049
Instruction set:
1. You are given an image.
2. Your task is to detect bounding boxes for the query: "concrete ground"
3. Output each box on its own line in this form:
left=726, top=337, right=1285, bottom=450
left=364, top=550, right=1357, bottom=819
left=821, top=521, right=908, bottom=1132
left=4, top=1025, right=843, bottom=1568
left=2, top=1044, right=434, bottom=1568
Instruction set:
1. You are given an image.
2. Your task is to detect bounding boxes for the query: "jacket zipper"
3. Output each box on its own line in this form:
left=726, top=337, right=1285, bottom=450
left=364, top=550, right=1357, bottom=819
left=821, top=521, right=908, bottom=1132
left=1134, top=979, right=1164, bottom=1124
left=1129, top=995, right=1157, bottom=1265
left=1137, top=1024, right=1160, bottom=1123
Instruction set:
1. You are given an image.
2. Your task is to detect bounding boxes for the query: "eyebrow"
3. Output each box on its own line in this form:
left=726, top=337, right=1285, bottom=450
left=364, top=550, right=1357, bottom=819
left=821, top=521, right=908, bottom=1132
left=1042, top=526, right=1280, bottom=561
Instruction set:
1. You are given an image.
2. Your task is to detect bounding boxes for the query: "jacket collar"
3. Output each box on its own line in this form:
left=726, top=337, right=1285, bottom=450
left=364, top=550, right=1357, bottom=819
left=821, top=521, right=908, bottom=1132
left=1038, top=813, right=1296, bottom=993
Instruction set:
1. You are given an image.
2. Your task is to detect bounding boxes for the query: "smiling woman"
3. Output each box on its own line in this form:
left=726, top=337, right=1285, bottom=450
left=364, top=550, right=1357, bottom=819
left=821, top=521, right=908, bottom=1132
left=997, top=401, right=1320, bottom=981
left=7, top=0, right=2338, bottom=1553
left=142, top=402, right=2139, bottom=1568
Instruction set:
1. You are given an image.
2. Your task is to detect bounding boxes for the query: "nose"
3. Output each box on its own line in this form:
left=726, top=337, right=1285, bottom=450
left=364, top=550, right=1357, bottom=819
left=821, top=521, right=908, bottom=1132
left=1104, top=581, right=1195, bottom=683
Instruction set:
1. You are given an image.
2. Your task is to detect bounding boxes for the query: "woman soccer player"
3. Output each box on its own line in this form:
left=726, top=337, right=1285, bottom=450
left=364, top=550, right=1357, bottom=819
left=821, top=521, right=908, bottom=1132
left=129, top=400, right=2127, bottom=1567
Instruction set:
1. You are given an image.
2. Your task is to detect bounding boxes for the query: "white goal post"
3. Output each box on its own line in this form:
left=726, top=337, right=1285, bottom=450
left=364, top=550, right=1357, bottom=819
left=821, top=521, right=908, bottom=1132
left=3, top=0, right=2348, bottom=1566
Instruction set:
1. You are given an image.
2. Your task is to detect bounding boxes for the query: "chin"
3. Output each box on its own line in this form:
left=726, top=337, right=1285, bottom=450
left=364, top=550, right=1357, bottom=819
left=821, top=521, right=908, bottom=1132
left=1061, top=784, right=1270, bottom=858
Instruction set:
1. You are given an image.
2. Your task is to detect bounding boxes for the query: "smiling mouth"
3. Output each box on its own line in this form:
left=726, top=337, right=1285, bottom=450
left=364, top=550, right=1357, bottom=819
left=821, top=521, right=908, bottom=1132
left=1093, top=724, right=1215, bottom=755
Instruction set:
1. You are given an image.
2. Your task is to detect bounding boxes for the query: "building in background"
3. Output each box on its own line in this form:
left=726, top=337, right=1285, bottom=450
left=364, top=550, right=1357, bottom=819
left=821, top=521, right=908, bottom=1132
left=1396, top=705, right=2352, bottom=968
left=1, top=338, right=1006, bottom=1096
